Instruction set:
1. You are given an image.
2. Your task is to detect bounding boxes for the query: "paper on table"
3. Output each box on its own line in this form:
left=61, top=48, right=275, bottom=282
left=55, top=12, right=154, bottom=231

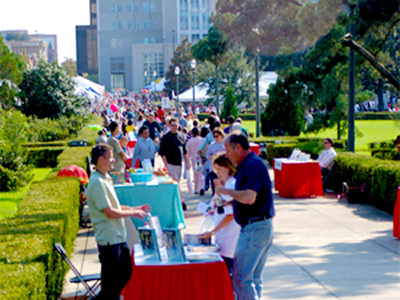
left=146, top=178, right=159, bottom=186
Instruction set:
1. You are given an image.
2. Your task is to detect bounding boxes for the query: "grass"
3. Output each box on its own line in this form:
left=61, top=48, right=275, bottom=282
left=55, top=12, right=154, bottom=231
left=0, top=168, right=52, bottom=220
left=243, top=119, right=400, bottom=154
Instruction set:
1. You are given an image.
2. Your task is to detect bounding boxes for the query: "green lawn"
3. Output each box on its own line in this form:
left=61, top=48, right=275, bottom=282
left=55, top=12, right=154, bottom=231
left=0, top=168, right=52, bottom=220
left=243, top=119, right=400, bottom=154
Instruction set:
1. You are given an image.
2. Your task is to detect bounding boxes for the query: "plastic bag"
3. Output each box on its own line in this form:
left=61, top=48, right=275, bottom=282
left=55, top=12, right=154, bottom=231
left=198, top=214, right=214, bottom=234
left=194, top=158, right=202, bottom=172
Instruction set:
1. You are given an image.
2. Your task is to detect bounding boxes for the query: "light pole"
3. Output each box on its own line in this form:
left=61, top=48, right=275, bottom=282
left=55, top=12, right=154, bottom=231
left=190, top=59, right=197, bottom=115
left=348, top=4, right=356, bottom=152
left=175, top=66, right=180, bottom=110
left=172, top=28, right=176, bottom=51
left=255, top=50, right=260, bottom=137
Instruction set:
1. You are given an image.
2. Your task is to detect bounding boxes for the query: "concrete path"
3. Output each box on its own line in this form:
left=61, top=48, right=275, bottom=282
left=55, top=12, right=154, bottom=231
left=61, top=167, right=400, bottom=300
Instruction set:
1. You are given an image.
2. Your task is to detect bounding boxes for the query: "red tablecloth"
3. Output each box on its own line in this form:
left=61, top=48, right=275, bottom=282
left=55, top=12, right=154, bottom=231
left=121, top=257, right=234, bottom=300
left=277, top=161, right=323, bottom=198
left=393, top=187, right=400, bottom=239
left=273, top=158, right=288, bottom=191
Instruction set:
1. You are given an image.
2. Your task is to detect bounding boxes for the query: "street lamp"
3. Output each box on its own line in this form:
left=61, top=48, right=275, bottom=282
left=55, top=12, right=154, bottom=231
left=190, top=59, right=197, bottom=115
left=175, top=66, right=180, bottom=110
left=255, top=50, right=260, bottom=138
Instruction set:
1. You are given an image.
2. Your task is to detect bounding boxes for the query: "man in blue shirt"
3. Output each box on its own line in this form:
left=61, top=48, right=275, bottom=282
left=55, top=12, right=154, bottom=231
left=217, top=132, right=274, bottom=300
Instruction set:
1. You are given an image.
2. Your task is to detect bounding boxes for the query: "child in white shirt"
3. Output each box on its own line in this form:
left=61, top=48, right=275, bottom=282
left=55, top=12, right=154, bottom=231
left=199, top=153, right=240, bottom=275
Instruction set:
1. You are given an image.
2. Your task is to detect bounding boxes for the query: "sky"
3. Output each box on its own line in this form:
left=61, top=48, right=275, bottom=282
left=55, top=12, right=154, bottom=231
left=0, top=0, right=90, bottom=63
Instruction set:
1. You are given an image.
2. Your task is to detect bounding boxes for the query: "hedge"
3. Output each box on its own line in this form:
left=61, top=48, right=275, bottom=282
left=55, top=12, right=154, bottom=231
left=355, top=111, right=400, bottom=120
left=0, top=121, right=97, bottom=299
left=27, top=148, right=65, bottom=168
left=261, top=138, right=346, bottom=165
left=334, top=152, right=400, bottom=213
left=263, top=140, right=400, bottom=213
left=0, top=262, right=47, bottom=299
left=197, top=113, right=256, bottom=121
left=0, top=178, right=80, bottom=299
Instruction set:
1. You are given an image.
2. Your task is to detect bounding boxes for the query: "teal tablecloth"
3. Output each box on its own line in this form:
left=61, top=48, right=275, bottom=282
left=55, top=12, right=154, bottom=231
left=115, top=182, right=186, bottom=229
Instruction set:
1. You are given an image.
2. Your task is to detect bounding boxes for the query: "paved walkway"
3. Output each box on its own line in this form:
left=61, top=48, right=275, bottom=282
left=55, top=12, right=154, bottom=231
left=61, top=167, right=400, bottom=300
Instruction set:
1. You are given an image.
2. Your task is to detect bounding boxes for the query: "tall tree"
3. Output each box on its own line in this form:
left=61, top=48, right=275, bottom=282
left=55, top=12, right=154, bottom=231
left=164, top=38, right=194, bottom=97
left=192, top=26, right=229, bottom=113
left=0, top=36, right=26, bottom=109
left=215, top=0, right=342, bottom=56
left=18, top=61, right=88, bottom=119
left=195, top=45, right=255, bottom=107
left=61, top=58, right=78, bottom=77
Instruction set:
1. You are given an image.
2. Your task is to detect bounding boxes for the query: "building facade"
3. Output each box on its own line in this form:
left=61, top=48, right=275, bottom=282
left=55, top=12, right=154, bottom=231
left=97, top=0, right=215, bottom=92
left=1, top=30, right=58, bottom=67
left=76, top=0, right=99, bottom=76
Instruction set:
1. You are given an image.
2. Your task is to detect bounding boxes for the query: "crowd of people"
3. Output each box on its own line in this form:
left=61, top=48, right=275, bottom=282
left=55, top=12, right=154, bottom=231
left=84, top=90, right=276, bottom=300
left=94, top=91, right=250, bottom=210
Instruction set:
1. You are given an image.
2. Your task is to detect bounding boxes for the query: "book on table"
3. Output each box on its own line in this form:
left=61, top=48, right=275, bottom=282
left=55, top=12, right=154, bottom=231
left=162, top=228, right=186, bottom=262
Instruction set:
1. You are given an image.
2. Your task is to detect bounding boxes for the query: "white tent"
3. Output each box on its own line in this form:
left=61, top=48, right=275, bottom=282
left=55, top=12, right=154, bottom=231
left=74, top=76, right=105, bottom=101
left=258, top=72, right=278, bottom=98
left=178, top=84, right=209, bottom=103
left=177, top=72, right=277, bottom=102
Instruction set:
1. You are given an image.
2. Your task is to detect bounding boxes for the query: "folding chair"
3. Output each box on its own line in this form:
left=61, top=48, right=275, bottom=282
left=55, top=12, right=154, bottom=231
left=54, top=243, right=101, bottom=299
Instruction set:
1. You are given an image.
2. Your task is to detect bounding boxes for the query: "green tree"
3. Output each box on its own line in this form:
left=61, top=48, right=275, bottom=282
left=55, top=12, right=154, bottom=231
left=61, top=58, right=78, bottom=77
left=215, top=0, right=342, bottom=57
left=0, top=36, right=26, bottom=109
left=0, top=108, right=32, bottom=191
left=192, top=26, right=229, bottom=113
left=220, top=85, right=238, bottom=121
left=18, top=61, right=88, bottom=119
left=164, top=38, right=194, bottom=96
left=195, top=45, right=255, bottom=107
left=261, top=76, right=304, bottom=136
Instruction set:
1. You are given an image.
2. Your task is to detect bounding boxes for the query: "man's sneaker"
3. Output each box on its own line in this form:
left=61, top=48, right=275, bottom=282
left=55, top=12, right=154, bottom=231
left=199, top=189, right=205, bottom=196
left=182, top=202, right=187, bottom=211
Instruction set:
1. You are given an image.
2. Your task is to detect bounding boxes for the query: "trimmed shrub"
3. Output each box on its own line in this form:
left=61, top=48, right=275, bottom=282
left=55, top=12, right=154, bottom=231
left=0, top=120, right=96, bottom=299
left=0, top=262, right=47, bottom=300
left=23, top=141, right=68, bottom=148
left=0, top=178, right=80, bottom=299
left=355, top=112, right=400, bottom=120
left=27, top=147, right=65, bottom=168
left=334, top=152, right=400, bottom=213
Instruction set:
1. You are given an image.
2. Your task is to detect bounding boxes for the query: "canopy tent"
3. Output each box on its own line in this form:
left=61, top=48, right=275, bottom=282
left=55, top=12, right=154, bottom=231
left=74, top=76, right=105, bottom=102
left=177, top=72, right=278, bottom=103
left=177, top=84, right=209, bottom=103
left=143, top=77, right=166, bottom=92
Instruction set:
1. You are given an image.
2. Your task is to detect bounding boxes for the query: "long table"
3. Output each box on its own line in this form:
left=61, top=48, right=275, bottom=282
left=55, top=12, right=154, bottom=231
left=393, top=187, right=400, bottom=239
left=121, top=249, right=234, bottom=300
left=274, top=159, right=324, bottom=198
left=115, top=181, right=186, bottom=229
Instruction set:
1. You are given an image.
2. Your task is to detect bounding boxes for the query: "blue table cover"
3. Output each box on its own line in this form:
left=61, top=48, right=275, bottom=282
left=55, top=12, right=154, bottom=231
left=115, top=182, right=186, bottom=229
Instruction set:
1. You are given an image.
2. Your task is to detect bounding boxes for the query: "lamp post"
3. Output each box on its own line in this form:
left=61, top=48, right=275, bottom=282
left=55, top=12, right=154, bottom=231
left=347, top=4, right=356, bottom=152
left=255, top=50, right=260, bottom=137
left=175, top=66, right=180, bottom=110
left=190, top=59, right=197, bottom=115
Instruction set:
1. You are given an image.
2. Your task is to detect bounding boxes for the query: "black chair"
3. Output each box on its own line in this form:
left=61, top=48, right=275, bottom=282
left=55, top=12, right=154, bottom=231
left=54, top=243, right=101, bottom=299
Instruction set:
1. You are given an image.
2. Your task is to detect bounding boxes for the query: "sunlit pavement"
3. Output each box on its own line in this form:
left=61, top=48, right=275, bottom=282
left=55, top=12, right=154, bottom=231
left=62, top=160, right=400, bottom=300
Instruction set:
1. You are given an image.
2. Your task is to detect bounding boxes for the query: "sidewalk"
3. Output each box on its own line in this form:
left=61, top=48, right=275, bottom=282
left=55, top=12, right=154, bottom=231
left=61, top=167, right=400, bottom=300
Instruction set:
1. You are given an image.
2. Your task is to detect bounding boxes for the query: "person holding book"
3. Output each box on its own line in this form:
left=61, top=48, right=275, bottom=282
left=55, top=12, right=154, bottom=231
left=199, top=153, right=240, bottom=276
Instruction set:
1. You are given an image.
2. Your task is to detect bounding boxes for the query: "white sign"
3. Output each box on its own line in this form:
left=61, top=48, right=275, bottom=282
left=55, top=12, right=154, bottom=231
left=161, top=97, right=170, bottom=109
